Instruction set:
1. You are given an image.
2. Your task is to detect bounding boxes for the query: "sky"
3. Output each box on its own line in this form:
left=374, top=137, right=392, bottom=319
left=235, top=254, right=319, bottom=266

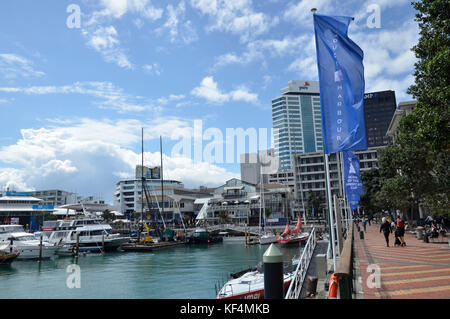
left=0, top=0, right=419, bottom=203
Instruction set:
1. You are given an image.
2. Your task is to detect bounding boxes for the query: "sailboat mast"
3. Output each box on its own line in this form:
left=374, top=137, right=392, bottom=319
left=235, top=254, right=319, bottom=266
left=141, top=127, right=144, bottom=222
left=160, top=136, right=165, bottom=230
left=259, top=164, right=262, bottom=236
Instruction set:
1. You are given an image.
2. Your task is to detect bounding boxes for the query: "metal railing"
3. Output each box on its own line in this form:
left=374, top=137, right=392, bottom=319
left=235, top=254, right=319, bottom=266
left=285, top=227, right=317, bottom=299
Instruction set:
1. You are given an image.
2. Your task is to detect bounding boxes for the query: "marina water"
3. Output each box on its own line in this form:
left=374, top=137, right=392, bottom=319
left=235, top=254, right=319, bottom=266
left=0, top=242, right=302, bottom=299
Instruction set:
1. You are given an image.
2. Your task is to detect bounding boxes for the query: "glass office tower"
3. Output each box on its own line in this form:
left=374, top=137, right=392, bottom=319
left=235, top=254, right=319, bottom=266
left=272, top=80, right=323, bottom=170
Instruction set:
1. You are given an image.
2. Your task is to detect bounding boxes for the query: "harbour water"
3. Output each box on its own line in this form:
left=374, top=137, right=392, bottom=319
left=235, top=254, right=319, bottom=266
left=0, top=242, right=302, bottom=299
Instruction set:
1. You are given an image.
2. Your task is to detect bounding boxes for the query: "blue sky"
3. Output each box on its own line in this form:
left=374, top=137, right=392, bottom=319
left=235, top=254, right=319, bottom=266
left=0, top=0, right=419, bottom=202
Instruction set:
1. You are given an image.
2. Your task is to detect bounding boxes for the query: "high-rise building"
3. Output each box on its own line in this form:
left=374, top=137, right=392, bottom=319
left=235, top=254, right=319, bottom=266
left=240, top=149, right=274, bottom=185
left=363, top=90, right=397, bottom=147
left=272, top=80, right=323, bottom=170
left=136, top=165, right=160, bottom=180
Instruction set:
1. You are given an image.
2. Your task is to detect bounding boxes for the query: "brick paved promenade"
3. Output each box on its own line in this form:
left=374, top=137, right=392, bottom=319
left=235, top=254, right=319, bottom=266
left=354, top=222, right=450, bottom=299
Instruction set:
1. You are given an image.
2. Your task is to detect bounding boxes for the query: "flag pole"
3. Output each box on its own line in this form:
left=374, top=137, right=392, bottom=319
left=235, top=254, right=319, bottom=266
left=313, top=6, right=337, bottom=272
left=325, top=153, right=337, bottom=272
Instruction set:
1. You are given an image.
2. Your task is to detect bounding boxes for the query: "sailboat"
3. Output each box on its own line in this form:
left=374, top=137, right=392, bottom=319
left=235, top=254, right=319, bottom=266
left=276, top=216, right=309, bottom=245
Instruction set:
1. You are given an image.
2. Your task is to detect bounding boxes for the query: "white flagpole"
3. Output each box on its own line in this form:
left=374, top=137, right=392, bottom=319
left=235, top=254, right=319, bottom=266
left=259, top=163, right=262, bottom=236
left=325, top=153, right=337, bottom=271
left=340, top=152, right=349, bottom=229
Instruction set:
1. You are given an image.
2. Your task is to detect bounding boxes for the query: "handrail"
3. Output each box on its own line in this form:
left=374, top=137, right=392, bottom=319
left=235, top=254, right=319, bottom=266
left=334, top=224, right=353, bottom=277
left=285, top=228, right=317, bottom=299
left=333, top=223, right=354, bottom=299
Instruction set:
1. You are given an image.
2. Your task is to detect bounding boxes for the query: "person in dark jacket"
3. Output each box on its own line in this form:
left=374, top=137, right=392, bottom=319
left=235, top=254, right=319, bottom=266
left=380, top=217, right=392, bottom=247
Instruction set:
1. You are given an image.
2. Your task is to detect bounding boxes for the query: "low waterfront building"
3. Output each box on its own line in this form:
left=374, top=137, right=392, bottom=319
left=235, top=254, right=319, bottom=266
left=28, top=189, right=77, bottom=207
left=0, top=191, right=54, bottom=230
left=76, top=195, right=105, bottom=204
left=196, top=178, right=293, bottom=226
left=138, top=186, right=213, bottom=225
left=114, top=178, right=184, bottom=217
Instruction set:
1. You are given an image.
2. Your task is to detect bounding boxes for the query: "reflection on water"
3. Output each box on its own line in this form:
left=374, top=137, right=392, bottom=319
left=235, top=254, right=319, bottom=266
left=0, top=242, right=303, bottom=299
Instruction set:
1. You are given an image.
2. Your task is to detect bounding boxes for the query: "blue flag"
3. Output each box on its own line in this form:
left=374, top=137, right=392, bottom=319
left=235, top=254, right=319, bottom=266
left=313, top=14, right=368, bottom=154
left=343, top=150, right=364, bottom=211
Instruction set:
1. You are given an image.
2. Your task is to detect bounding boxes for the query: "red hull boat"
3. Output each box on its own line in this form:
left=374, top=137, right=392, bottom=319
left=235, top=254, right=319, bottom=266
left=276, top=216, right=309, bottom=245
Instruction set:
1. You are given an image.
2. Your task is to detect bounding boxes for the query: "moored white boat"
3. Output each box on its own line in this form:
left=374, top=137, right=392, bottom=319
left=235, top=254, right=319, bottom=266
left=41, top=217, right=130, bottom=252
left=215, top=270, right=293, bottom=299
left=0, top=225, right=58, bottom=259
left=0, top=243, right=20, bottom=264
left=259, top=231, right=277, bottom=245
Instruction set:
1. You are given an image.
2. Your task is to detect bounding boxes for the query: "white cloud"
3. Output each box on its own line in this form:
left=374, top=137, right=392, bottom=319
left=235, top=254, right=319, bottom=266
left=0, top=81, right=158, bottom=113
left=0, top=118, right=238, bottom=198
left=191, top=76, right=258, bottom=104
left=190, top=0, right=278, bottom=42
left=283, top=0, right=333, bottom=25
left=82, top=1, right=163, bottom=69
left=143, top=63, right=162, bottom=76
left=191, top=76, right=230, bottom=103
left=213, top=34, right=309, bottom=70
left=0, top=53, right=45, bottom=79
left=90, top=0, right=163, bottom=23
left=83, top=26, right=133, bottom=69
left=156, top=0, right=198, bottom=45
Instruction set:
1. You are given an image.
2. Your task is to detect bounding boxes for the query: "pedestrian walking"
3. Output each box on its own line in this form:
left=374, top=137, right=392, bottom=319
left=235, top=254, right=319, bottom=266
left=396, top=216, right=406, bottom=247
left=380, top=217, right=392, bottom=247
left=362, top=218, right=367, bottom=232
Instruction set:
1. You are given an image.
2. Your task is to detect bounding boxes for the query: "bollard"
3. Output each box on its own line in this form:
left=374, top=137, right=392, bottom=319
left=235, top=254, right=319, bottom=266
left=263, top=244, right=284, bottom=299
left=359, top=230, right=364, bottom=239
left=75, top=233, right=80, bottom=257
left=38, top=234, right=43, bottom=262
left=416, top=230, right=424, bottom=241
left=306, top=276, right=318, bottom=297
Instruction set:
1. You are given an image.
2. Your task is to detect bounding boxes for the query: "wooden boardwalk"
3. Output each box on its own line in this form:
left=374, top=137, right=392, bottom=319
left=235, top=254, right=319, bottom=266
left=354, top=223, right=450, bottom=299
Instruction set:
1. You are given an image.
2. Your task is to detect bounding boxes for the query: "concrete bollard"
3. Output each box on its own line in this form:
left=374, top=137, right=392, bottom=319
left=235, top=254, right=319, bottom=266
left=360, top=230, right=364, bottom=239
left=306, top=276, right=318, bottom=297
left=263, top=244, right=284, bottom=299
left=314, top=254, right=327, bottom=279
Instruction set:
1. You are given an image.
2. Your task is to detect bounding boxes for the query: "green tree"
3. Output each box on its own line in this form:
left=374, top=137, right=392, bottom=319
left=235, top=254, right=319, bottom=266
left=102, top=209, right=114, bottom=222
left=406, top=0, right=450, bottom=217
left=264, top=208, right=272, bottom=220
left=372, top=1, right=450, bottom=220
left=305, top=191, right=323, bottom=217
left=218, top=211, right=229, bottom=224
left=359, top=168, right=384, bottom=217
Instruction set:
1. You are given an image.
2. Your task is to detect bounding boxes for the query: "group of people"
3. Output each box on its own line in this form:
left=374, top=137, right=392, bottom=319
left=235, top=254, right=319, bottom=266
left=380, top=216, right=406, bottom=247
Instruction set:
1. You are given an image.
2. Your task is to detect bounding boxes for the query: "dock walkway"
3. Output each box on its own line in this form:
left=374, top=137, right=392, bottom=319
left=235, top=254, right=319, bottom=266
left=354, top=223, right=450, bottom=299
